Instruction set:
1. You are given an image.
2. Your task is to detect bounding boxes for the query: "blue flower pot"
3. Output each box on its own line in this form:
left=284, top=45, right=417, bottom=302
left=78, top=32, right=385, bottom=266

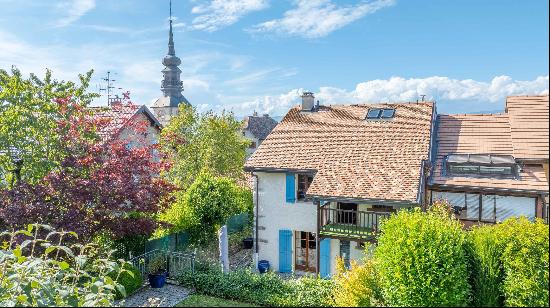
left=258, top=260, right=270, bottom=273
left=148, top=272, right=167, bottom=288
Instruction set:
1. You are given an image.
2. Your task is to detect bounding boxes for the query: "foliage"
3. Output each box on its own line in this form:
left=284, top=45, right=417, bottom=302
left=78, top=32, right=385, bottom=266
left=497, top=217, right=549, bottom=307
left=178, top=265, right=334, bottom=307
left=160, top=172, right=252, bottom=246
left=375, top=202, right=471, bottom=307
left=108, top=263, right=143, bottom=300
left=176, top=294, right=258, bottom=307
left=0, top=77, right=174, bottom=240
left=147, top=254, right=167, bottom=275
left=331, top=257, right=383, bottom=307
left=160, top=104, right=249, bottom=190
left=0, top=224, right=129, bottom=307
left=465, top=224, right=504, bottom=307
left=0, top=67, right=99, bottom=186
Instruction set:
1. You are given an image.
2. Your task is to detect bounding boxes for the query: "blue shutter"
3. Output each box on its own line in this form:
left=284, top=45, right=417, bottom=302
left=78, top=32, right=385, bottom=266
left=285, top=173, right=296, bottom=203
left=279, top=230, right=292, bottom=273
left=320, top=238, right=331, bottom=278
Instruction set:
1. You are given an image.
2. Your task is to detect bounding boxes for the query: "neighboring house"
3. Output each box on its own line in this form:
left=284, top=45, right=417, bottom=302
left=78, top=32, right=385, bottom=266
left=428, top=95, right=549, bottom=226
left=90, top=102, right=162, bottom=148
left=242, top=112, right=278, bottom=157
left=244, top=93, right=436, bottom=277
left=245, top=93, right=549, bottom=278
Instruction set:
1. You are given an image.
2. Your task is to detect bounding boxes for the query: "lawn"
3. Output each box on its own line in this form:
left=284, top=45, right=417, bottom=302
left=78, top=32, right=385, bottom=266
left=176, top=294, right=258, bottom=307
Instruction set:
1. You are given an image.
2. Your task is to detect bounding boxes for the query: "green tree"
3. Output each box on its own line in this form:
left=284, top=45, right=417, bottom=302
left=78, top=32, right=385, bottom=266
left=160, top=104, right=249, bottom=190
left=375, top=202, right=471, bottom=307
left=0, top=67, right=98, bottom=186
left=159, top=172, right=252, bottom=245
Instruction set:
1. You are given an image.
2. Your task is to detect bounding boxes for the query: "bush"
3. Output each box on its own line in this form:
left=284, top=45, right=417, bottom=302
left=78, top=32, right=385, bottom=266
left=466, top=225, right=504, bottom=307
left=331, top=257, right=383, bottom=307
left=108, top=264, right=143, bottom=300
left=498, top=217, right=549, bottom=307
left=374, top=203, right=471, bottom=307
left=178, top=264, right=334, bottom=307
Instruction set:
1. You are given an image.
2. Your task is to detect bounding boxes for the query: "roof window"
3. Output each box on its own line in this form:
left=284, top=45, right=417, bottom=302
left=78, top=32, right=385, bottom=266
left=445, top=154, right=518, bottom=178
left=366, top=108, right=395, bottom=120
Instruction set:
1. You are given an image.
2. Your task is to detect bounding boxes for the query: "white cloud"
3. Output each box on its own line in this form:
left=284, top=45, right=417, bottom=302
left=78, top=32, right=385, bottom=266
left=250, top=0, right=395, bottom=38
left=54, top=0, right=96, bottom=27
left=191, top=0, right=270, bottom=32
left=214, top=75, right=549, bottom=116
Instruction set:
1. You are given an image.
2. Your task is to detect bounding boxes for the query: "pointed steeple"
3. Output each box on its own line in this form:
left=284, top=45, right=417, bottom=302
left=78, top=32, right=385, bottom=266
left=168, top=0, right=175, bottom=56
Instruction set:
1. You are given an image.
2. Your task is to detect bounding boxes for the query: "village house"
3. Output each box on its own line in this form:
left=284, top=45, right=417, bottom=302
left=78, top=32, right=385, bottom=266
left=242, top=112, right=278, bottom=157
left=244, top=93, right=549, bottom=277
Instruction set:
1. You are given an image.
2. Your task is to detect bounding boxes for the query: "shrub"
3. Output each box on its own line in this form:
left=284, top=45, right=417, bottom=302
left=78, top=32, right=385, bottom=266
left=178, top=265, right=334, bottom=307
left=0, top=224, right=129, bottom=307
left=375, top=203, right=471, bottom=307
left=331, top=257, right=383, bottom=307
left=108, top=263, right=143, bottom=300
left=498, top=217, right=549, bottom=307
left=466, top=224, right=504, bottom=307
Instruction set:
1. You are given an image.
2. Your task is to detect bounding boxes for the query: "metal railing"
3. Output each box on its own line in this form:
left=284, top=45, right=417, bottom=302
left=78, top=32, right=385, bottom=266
left=319, top=207, right=391, bottom=239
left=129, top=249, right=195, bottom=280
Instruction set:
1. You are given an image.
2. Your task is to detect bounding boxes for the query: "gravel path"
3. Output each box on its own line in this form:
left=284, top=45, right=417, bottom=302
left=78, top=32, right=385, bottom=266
left=119, top=284, right=191, bottom=307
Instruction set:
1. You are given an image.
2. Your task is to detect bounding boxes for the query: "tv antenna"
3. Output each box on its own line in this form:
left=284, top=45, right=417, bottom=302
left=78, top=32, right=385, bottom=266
left=420, top=94, right=427, bottom=102
left=99, top=71, right=122, bottom=105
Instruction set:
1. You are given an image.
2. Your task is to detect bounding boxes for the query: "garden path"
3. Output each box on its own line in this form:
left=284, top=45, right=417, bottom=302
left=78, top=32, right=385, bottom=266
left=119, top=284, right=191, bottom=307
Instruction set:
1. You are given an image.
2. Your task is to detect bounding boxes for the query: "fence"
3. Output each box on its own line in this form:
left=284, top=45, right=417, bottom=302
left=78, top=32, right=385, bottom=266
left=144, top=213, right=250, bottom=254
left=129, top=249, right=196, bottom=280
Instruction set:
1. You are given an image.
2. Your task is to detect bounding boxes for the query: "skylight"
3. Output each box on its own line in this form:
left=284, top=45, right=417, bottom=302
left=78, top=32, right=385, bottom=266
left=366, top=108, right=395, bottom=120
left=445, top=154, right=518, bottom=178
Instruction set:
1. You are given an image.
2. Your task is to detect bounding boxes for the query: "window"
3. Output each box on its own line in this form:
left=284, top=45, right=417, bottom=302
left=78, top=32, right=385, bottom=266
left=446, top=154, right=518, bottom=178
left=431, top=191, right=536, bottom=222
left=297, top=174, right=313, bottom=201
left=295, top=231, right=316, bottom=272
left=337, top=203, right=357, bottom=224
left=366, top=108, right=395, bottom=119
left=340, top=240, right=351, bottom=269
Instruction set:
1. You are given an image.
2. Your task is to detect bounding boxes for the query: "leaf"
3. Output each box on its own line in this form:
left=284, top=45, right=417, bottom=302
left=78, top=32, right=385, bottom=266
left=58, top=261, right=70, bottom=270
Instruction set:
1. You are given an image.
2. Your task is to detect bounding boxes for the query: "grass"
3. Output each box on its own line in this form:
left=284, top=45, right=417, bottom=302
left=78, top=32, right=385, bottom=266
left=176, top=294, right=259, bottom=307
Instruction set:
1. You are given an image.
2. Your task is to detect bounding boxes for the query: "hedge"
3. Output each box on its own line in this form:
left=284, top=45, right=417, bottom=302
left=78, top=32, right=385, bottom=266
left=108, top=263, right=143, bottom=300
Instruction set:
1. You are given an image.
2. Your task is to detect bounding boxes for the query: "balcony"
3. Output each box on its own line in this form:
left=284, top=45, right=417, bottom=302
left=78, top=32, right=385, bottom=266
left=319, top=206, right=391, bottom=241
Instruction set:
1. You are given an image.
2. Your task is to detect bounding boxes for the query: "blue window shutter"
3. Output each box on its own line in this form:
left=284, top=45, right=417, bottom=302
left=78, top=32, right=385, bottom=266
left=285, top=173, right=296, bottom=203
left=279, top=230, right=292, bottom=273
left=320, top=238, right=331, bottom=278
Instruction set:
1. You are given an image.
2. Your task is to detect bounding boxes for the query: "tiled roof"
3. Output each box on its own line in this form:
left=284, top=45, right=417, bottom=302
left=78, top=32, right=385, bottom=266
left=90, top=104, right=161, bottom=140
left=245, top=102, right=435, bottom=203
left=430, top=97, right=549, bottom=194
left=506, top=95, right=549, bottom=160
left=243, top=114, right=278, bottom=140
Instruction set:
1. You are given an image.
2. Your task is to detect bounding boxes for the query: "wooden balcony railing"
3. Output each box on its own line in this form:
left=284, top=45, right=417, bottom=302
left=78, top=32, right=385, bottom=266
left=319, top=207, right=391, bottom=240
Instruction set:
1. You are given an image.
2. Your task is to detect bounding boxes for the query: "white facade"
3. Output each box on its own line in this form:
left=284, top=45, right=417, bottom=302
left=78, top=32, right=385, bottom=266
left=255, top=171, right=369, bottom=276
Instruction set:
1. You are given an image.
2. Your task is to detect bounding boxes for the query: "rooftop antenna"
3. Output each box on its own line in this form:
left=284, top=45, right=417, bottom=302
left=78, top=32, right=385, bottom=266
left=99, top=71, right=122, bottom=106
left=420, top=94, right=427, bottom=102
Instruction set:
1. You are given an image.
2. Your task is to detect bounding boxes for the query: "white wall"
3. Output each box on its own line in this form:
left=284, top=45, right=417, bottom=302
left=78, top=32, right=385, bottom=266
left=256, top=172, right=317, bottom=272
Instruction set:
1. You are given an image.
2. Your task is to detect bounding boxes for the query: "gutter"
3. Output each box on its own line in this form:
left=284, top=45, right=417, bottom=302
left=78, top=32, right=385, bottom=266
left=251, top=172, right=260, bottom=258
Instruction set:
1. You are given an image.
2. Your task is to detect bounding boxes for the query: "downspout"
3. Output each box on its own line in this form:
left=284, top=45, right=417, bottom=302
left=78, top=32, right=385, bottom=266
left=252, top=172, right=260, bottom=269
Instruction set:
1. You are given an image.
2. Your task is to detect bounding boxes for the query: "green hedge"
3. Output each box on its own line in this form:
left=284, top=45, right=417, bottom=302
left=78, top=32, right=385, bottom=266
left=375, top=205, right=471, bottom=307
left=108, top=263, right=143, bottom=300
left=178, top=265, right=333, bottom=307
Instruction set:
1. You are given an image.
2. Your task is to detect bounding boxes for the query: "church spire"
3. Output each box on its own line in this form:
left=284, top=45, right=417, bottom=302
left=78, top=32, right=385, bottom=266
left=168, top=0, right=175, bottom=56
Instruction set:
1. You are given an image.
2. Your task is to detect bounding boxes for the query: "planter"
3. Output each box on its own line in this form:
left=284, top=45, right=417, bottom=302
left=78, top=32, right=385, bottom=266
left=258, top=260, right=270, bottom=274
left=148, top=272, right=167, bottom=288
left=242, top=237, right=253, bottom=249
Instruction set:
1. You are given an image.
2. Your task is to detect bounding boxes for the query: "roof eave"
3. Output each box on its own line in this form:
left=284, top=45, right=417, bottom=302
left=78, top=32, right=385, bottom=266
left=308, top=194, right=418, bottom=208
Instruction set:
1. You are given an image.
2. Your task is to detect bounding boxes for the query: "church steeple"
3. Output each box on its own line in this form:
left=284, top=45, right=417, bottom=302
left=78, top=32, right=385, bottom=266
left=151, top=0, right=190, bottom=126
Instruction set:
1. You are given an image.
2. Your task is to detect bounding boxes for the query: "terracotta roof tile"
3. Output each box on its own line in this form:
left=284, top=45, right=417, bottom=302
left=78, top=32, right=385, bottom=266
left=245, top=102, right=435, bottom=203
left=90, top=104, right=142, bottom=139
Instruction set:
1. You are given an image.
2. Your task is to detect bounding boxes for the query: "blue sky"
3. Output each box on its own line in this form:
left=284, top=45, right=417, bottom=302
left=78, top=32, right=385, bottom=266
left=0, top=0, right=548, bottom=117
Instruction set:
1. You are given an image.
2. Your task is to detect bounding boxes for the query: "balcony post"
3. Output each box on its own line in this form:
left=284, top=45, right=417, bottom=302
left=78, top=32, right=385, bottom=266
left=316, top=199, right=321, bottom=275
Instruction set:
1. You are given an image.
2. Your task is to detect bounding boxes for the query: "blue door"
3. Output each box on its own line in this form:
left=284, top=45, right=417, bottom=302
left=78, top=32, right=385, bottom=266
left=320, top=238, right=331, bottom=278
left=279, top=230, right=292, bottom=273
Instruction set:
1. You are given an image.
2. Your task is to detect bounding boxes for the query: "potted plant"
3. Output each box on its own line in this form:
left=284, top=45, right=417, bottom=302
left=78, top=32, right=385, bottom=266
left=147, top=254, right=167, bottom=288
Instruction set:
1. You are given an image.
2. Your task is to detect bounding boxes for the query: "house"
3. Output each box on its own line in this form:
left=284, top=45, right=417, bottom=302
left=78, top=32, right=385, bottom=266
left=245, top=92, right=549, bottom=278
left=244, top=93, right=436, bottom=277
left=242, top=112, right=278, bottom=157
left=90, top=102, right=162, bottom=148
left=428, top=95, right=549, bottom=225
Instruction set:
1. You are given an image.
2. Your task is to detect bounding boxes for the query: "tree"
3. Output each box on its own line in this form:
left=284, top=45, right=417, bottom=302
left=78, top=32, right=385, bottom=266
left=159, top=172, right=252, bottom=245
left=160, top=104, right=249, bottom=190
left=0, top=69, right=173, bottom=242
left=0, top=67, right=98, bottom=186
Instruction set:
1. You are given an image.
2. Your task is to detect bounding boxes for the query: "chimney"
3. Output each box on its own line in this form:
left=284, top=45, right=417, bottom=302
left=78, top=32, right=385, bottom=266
left=301, top=92, right=315, bottom=111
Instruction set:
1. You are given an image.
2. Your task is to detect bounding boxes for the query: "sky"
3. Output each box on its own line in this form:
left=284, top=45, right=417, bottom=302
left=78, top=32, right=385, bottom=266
left=0, top=0, right=548, bottom=117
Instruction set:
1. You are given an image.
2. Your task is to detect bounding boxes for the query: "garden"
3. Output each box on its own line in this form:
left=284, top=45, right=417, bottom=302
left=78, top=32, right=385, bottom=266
left=1, top=69, right=548, bottom=307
